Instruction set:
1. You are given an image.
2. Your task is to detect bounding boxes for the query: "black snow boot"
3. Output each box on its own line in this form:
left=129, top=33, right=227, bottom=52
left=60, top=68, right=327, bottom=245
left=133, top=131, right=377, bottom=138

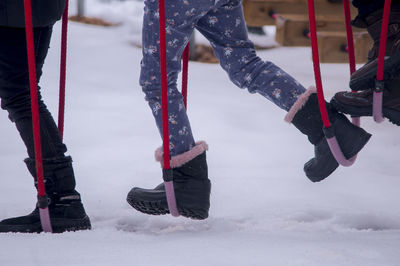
left=127, top=141, right=211, bottom=220
left=0, top=156, right=91, bottom=233
left=331, top=78, right=400, bottom=126
left=285, top=87, right=372, bottom=182
left=350, top=8, right=400, bottom=91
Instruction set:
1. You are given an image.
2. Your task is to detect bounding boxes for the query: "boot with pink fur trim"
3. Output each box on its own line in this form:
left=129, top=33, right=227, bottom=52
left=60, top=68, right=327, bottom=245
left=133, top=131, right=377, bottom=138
left=285, top=87, right=372, bottom=182
left=126, top=141, right=211, bottom=220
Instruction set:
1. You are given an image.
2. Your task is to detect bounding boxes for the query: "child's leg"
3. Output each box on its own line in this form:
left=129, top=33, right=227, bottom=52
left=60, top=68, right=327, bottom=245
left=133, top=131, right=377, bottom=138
left=131, top=1, right=217, bottom=219
left=196, top=0, right=306, bottom=111
left=195, top=0, right=370, bottom=182
left=140, top=0, right=216, bottom=156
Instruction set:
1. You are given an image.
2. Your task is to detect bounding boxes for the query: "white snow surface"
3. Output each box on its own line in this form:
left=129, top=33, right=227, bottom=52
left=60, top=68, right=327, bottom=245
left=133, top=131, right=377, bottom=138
left=1, top=1, right=400, bottom=265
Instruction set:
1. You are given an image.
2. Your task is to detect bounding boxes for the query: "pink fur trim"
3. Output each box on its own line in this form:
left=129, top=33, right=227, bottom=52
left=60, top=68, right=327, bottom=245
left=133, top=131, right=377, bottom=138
left=284, top=86, right=317, bottom=123
left=155, top=141, right=209, bottom=168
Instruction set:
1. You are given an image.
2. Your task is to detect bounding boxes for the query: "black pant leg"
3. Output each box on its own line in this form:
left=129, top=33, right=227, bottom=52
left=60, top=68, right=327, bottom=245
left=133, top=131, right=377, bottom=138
left=0, top=25, right=67, bottom=159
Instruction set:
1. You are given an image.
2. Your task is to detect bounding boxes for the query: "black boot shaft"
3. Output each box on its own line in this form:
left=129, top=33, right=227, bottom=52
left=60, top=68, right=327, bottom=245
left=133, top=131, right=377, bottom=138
left=0, top=156, right=91, bottom=233
left=291, top=94, right=336, bottom=145
left=352, top=8, right=400, bottom=62
left=367, top=11, right=400, bottom=61
left=173, top=152, right=208, bottom=182
left=24, top=156, right=76, bottom=195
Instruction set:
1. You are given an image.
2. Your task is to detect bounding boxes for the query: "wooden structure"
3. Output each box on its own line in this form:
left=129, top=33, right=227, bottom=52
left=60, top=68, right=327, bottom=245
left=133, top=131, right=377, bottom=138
left=243, top=0, right=373, bottom=63
left=317, top=31, right=372, bottom=63
left=243, top=0, right=349, bottom=26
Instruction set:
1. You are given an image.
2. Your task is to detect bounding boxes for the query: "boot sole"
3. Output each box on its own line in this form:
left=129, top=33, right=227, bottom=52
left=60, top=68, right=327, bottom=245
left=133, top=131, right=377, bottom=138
left=126, top=190, right=209, bottom=220
left=304, top=139, right=339, bottom=183
left=0, top=216, right=91, bottom=233
left=331, top=98, right=400, bottom=126
left=51, top=216, right=92, bottom=233
left=350, top=52, right=400, bottom=91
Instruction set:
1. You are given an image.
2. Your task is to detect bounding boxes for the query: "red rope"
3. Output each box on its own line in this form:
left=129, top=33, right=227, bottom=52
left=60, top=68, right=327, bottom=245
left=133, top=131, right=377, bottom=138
left=343, top=0, right=361, bottom=126
left=58, top=0, right=69, bottom=139
left=158, top=0, right=170, bottom=170
left=343, top=0, right=356, bottom=76
left=377, top=0, right=392, bottom=81
left=182, top=43, right=189, bottom=109
left=307, top=0, right=330, bottom=128
left=23, top=0, right=46, bottom=197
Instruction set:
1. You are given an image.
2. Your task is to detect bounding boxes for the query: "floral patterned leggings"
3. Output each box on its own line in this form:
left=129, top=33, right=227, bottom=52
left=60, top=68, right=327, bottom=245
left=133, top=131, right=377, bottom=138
left=140, top=0, right=306, bottom=156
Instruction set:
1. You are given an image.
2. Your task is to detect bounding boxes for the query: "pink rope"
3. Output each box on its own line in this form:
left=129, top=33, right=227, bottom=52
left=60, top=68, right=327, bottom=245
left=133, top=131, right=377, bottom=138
left=326, top=137, right=356, bottom=166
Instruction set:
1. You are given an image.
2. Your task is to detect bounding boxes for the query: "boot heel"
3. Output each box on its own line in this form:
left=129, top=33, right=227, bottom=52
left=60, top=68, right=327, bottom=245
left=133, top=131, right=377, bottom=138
left=383, top=108, right=400, bottom=126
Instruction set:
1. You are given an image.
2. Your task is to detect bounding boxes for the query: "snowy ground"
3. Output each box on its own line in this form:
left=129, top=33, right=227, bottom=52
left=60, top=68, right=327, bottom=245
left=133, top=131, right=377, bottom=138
left=1, top=1, right=400, bottom=266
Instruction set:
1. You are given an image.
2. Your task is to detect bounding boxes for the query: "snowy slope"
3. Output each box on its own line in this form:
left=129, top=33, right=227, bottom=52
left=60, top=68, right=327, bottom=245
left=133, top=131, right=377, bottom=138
left=0, top=1, right=400, bottom=265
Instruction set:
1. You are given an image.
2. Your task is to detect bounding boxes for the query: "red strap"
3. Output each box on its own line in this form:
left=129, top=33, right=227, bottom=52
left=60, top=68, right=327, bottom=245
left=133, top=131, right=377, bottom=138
left=23, top=0, right=46, bottom=197
left=158, top=0, right=170, bottom=170
left=343, top=0, right=361, bottom=126
left=58, top=0, right=69, bottom=139
left=377, top=0, right=392, bottom=81
left=182, top=43, right=189, bottom=110
left=343, top=0, right=356, bottom=76
left=307, top=0, right=330, bottom=128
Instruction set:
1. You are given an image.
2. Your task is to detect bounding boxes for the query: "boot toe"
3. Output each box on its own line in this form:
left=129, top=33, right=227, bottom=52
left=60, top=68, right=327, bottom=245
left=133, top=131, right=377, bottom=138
left=126, top=183, right=211, bottom=220
left=330, top=91, right=373, bottom=117
left=0, top=215, right=42, bottom=233
left=126, top=187, right=170, bottom=216
left=303, top=139, right=339, bottom=182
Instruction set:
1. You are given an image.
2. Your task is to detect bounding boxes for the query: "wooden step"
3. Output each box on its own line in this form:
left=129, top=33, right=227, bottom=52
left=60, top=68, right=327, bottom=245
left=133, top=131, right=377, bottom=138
left=317, top=31, right=373, bottom=63
left=275, top=14, right=365, bottom=47
left=243, top=0, right=357, bottom=26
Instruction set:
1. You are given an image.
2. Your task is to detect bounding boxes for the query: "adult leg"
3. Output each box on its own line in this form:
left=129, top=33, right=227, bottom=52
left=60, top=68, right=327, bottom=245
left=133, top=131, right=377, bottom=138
left=0, top=26, right=90, bottom=233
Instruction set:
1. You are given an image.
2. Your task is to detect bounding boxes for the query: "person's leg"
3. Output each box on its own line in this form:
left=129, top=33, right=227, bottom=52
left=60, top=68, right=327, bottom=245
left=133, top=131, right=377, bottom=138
left=331, top=79, right=400, bottom=125
left=0, top=26, right=67, bottom=159
left=195, top=0, right=371, bottom=182
left=139, top=1, right=223, bottom=156
left=352, top=0, right=386, bottom=19
left=349, top=0, right=400, bottom=90
left=331, top=1, right=400, bottom=125
left=128, top=0, right=214, bottom=219
left=196, top=0, right=305, bottom=111
left=0, top=26, right=90, bottom=233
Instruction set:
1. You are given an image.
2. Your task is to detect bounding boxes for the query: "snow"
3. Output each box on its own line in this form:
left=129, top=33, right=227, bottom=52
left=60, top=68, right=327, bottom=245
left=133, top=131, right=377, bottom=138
left=1, top=1, right=400, bottom=265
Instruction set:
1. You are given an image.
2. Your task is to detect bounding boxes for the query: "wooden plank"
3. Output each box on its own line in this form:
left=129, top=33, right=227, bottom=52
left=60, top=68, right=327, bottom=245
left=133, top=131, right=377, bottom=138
left=317, top=31, right=373, bottom=63
left=243, top=0, right=357, bottom=26
left=275, top=14, right=364, bottom=47
left=275, top=15, right=310, bottom=46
